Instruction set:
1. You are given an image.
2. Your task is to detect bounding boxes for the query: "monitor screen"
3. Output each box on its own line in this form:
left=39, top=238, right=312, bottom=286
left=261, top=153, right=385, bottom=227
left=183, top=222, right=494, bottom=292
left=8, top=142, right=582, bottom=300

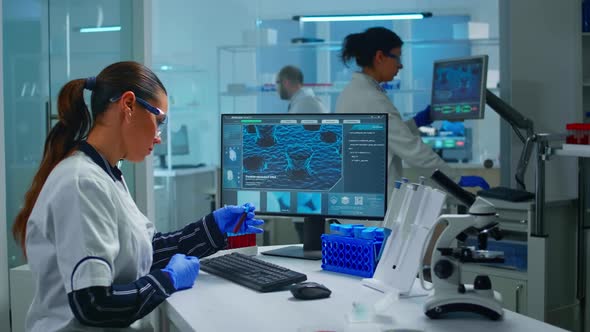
left=430, top=55, right=488, bottom=121
left=220, top=113, right=388, bottom=221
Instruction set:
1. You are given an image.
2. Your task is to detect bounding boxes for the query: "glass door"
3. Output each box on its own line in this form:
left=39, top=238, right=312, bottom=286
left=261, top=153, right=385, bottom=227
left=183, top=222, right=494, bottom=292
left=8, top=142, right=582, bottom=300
left=48, top=0, right=136, bottom=194
left=3, top=0, right=136, bottom=269
left=3, top=0, right=50, bottom=269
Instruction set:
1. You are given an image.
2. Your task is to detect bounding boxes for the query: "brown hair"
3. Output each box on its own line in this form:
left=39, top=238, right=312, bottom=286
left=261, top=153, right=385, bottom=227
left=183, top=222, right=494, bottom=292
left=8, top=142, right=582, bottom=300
left=13, top=61, right=167, bottom=255
left=341, top=27, right=404, bottom=68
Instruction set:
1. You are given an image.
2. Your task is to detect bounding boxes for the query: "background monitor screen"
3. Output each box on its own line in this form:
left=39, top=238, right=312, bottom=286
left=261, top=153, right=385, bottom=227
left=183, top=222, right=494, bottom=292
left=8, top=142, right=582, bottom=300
left=153, top=125, right=190, bottom=168
left=430, top=55, right=488, bottom=121
left=220, top=113, right=388, bottom=220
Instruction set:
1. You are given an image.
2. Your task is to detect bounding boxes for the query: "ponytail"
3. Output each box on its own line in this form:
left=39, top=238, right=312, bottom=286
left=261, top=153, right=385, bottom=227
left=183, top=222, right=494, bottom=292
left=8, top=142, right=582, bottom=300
left=341, top=32, right=364, bottom=66
left=13, top=79, right=92, bottom=255
left=340, top=27, right=404, bottom=68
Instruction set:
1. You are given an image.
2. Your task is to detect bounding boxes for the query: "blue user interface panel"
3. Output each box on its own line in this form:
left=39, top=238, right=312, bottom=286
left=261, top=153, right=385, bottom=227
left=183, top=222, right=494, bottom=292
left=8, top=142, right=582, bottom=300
left=221, top=113, right=388, bottom=220
left=430, top=55, right=488, bottom=121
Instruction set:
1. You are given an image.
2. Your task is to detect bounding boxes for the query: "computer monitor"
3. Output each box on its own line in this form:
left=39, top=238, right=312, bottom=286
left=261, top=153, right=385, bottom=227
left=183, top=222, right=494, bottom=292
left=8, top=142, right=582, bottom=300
left=154, top=125, right=190, bottom=168
left=221, top=113, right=388, bottom=260
left=430, top=55, right=488, bottom=121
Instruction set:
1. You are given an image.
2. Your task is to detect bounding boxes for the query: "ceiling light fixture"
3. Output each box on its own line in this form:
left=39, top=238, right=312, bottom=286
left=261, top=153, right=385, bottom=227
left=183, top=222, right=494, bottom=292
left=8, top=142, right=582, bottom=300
left=293, top=12, right=432, bottom=22
left=78, top=26, right=121, bottom=33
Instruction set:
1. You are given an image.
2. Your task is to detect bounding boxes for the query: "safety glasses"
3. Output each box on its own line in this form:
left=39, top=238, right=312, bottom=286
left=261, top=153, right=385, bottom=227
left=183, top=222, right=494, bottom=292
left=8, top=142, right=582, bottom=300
left=385, top=53, right=402, bottom=65
left=109, top=95, right=167, bottom=138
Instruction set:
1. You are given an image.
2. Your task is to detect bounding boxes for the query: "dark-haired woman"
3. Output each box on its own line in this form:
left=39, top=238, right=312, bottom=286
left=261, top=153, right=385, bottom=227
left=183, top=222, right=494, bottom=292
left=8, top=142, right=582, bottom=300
left=336, top=27, right=466, bottom=195
left=15, top=61, right=264, bottom=331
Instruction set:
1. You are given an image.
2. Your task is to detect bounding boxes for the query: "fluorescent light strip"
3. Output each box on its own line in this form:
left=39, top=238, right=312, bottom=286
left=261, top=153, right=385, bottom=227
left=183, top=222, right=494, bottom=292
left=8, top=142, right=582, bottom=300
left=295, top=13, right=431, bottom=22
left=79, top=26, right=122, bottom=33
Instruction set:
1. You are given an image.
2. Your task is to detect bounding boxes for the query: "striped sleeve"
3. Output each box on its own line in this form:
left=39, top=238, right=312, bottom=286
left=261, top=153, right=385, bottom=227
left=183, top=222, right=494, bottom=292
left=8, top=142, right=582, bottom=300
left=67, top=269, right=175, bottom=328
left=151, top=213, right=226, bottom=270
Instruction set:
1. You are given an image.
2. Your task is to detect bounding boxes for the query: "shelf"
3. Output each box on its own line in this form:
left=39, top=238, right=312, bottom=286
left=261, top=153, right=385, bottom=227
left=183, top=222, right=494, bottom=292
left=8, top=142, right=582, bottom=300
left=221, top=87, right=430, bottom=97
left=221, top=85, right=497, bottom=97
left=554, top=145, right=590, bottom=158
left=583, top=32, right=590, bottom=37
left=219, top=38, right=499, bottom=53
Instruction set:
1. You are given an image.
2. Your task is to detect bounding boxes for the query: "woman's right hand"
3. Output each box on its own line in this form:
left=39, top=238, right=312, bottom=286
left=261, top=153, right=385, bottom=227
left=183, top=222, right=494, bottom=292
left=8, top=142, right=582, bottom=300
left=161, top=253, right=200, bottom=290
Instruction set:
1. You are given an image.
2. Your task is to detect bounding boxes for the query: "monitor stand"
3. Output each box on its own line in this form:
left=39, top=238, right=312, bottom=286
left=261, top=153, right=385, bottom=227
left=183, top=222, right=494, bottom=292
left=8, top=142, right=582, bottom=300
left=261, top=216, right=325, bottom=260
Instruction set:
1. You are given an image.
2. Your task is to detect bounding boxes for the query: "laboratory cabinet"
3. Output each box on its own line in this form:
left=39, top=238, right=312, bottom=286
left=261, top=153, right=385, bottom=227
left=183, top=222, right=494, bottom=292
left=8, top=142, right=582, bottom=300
left=583, top=33, right=590, bottom=119
left=461, top=267, right=528, bottom=314
left=460, top=198, right=578, bottom=332
left=576, top=2, right=590, bottom=329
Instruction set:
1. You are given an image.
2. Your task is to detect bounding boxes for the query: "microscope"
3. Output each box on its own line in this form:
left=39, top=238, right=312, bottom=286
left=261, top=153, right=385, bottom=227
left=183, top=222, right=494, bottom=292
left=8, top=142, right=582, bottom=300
left=424, top=170, right=505, bottom=320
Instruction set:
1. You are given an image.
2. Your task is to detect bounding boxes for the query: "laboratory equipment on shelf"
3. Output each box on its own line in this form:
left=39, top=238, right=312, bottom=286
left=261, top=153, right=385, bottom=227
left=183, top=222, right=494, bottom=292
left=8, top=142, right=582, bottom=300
left=424, top=170, right=505, bottom=320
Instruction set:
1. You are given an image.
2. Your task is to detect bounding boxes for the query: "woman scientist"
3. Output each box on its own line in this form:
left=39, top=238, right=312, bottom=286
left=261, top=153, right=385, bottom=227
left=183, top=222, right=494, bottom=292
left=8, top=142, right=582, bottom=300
left=336, top=27, right=487, bottom=194
left=12, top=61, right=264, bottom=331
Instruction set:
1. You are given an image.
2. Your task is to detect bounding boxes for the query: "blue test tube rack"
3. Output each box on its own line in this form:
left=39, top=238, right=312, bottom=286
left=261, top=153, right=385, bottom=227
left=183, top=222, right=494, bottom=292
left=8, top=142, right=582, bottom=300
left=321, top=224, right=391, bottom=278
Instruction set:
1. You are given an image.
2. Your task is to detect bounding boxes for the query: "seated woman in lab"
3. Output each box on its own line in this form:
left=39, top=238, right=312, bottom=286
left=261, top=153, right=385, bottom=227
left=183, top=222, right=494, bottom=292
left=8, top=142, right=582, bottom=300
left=13, top=61, right=264, bottom=331
left=335, top=27, right=487, bottom=193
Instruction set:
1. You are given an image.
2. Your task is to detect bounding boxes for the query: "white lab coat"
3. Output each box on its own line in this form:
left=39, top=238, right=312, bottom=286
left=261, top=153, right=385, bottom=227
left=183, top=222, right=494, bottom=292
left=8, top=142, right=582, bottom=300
left=25, top=151, right=155, bottom=332
left=336, top=72, right=457, bottom=195
left=289, top=88, right=328, bottom=113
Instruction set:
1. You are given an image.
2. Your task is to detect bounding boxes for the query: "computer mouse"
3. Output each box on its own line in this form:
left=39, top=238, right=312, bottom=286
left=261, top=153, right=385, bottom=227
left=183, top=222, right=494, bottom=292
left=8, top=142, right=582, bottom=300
left=290, top=282, right=331, bottom=300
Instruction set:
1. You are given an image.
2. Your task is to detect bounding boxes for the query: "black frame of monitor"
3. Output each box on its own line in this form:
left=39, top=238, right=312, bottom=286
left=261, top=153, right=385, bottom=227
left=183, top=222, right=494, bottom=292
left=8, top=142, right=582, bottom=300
left=220, top=113, right=389, bottom=260
left=430, top=55, right=489, bottom=121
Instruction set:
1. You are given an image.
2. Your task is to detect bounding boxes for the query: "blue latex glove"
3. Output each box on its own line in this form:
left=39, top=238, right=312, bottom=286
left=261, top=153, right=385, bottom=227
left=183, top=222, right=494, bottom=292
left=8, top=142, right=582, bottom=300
left=213, top=203, right=265, bottom=234
left=458, top=176, right=490, bottom=190
left=441, top=120, right=465, bottom=136
left=413, top=105, right=433, bottom=127
left=161, top=253, right=200, bottom=291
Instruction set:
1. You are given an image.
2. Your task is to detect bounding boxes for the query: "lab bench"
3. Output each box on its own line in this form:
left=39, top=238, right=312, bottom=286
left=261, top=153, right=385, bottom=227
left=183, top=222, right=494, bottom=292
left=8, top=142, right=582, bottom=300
left=159, top=245, right=568, bottom=332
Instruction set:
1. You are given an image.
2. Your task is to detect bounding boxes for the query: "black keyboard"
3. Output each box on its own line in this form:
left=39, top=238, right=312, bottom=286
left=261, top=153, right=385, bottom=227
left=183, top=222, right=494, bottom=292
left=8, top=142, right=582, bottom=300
left=200, top=252, right=307, bottom=292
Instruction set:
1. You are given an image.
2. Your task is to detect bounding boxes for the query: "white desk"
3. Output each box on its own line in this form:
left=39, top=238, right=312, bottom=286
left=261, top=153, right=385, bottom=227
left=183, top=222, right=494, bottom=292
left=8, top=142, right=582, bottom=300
left=160, top=245, right=568, bottom=332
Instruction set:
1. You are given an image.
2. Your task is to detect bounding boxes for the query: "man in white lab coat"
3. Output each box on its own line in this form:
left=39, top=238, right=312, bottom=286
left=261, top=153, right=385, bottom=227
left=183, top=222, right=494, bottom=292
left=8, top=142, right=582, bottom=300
left=277, top=65, right=328, bottom=114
